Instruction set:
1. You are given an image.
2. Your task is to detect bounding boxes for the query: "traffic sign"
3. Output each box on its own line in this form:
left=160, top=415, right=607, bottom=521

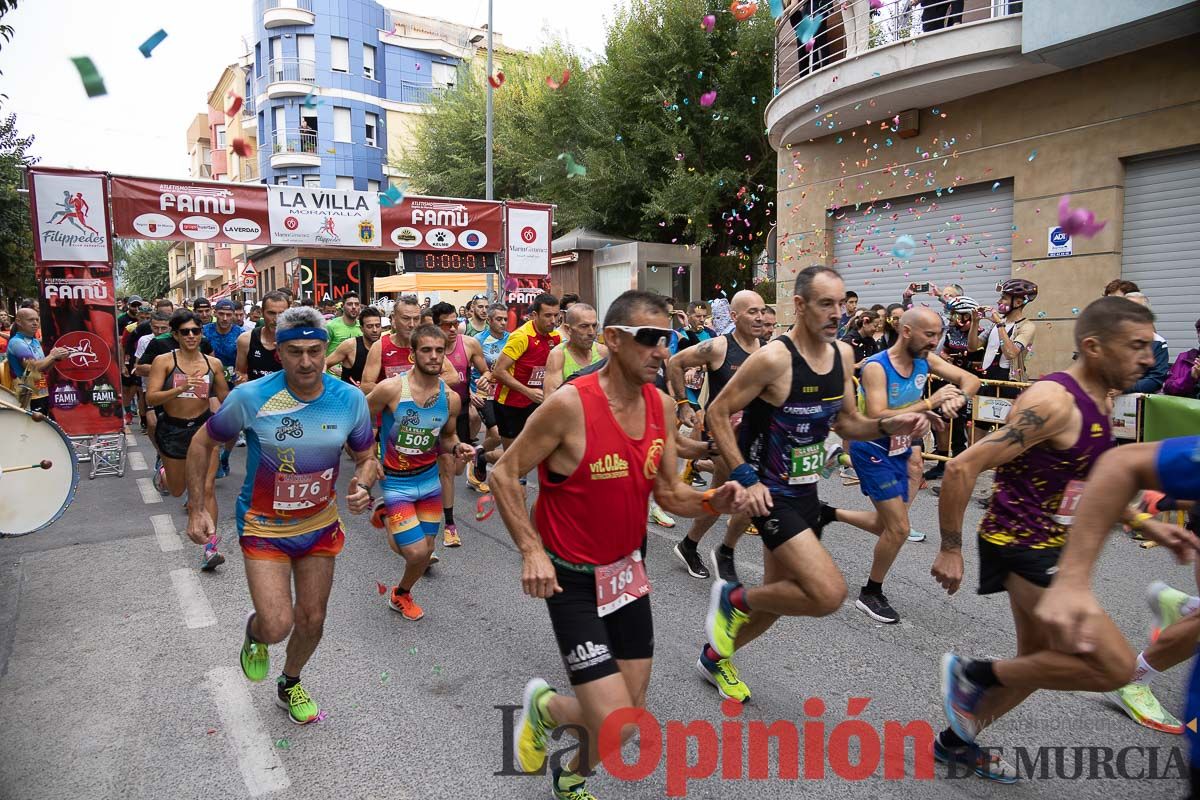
left=243, top=275, right=257, bottom=288
left=242, top=261, right=257, bottom=276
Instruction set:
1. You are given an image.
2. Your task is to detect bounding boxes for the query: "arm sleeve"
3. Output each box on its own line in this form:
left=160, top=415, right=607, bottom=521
left=1132, top=341, right=1170, bottom=394
left=205, top=385, right=251, bottom=442
left=347, top=391, right=374, bottom=452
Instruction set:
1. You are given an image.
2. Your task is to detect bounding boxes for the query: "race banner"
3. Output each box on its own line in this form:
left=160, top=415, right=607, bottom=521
left=505, top=201, right=553, bottom=276
left=383, top=195, right=503, bottom=254
left=110, top=175, right=270, bottom=246
left=268, top=186, right=382, bottom=247
left=36, top=265, right=124, bottom=436
left=504, top=275, right=551, bottom=332
left=27, top=168, right=112, bottom=263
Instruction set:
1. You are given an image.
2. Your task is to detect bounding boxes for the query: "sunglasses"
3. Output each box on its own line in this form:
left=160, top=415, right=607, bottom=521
left=607, top=324, right=673, bottom=348
left=178, top=327, right=203, bottom=336
left=438, top=321, right=459, bottom=331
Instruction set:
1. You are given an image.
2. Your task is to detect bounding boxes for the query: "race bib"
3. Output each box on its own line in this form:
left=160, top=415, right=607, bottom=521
left=395, top=425, right=437, bottom=455
left=273, top=468, right=334, bottom=511
left=595, top=550, right=651, bottom=617
left=888, top=433, right=911, bottom=457
left=529, top=366, right=546, bottom=388
left=788, top=442, right=824, bottom=485
left=384, top=364, right=411, bottom=378
left=1052, top=479, right=1085, bottom=525
left=173, top=372, right=211, bottom=400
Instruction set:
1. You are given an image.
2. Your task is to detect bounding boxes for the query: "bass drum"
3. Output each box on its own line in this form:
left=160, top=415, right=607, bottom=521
left=0, top=384, right=18, bottom=408
left=0, top=406, right=79, bottom=536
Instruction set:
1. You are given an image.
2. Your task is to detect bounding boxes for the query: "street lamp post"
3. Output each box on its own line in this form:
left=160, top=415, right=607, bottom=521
left=484, top=0, right=495, bottom=299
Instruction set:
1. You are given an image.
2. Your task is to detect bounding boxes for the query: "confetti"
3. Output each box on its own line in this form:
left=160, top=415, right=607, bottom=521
left=730, top=1, right=758, bottom=22
left=487, top=71, right=505, bottom=89
left=768, top=0, right=785, bottom=18
left=71, top=56, right=107, bottom=98
left=1027, top=150, right=1037, bottom=162
left=699, top=90, right=717, bottom=108
left=545, top=70, right=570, bottom=90
left=475, top=494, right=495, bottom=521
left=869, top=0, right=883, bottom=8
left=225, top=90, right=243, bottom=116
left=275, top=739, right=290, bottom=750
left=701, top=14, right=716, bottom=32
left=376, top=581, right=388, bottom=595
left=558, top=152, right=587, bottom=178
left=230, top=138, right=252, bottom=158
left=381, top=671, right=390, bottom=684
left=138, top=29, right=168, bottom=58
left=892, top=234, right=916, bottom=260
left=379, top=185, right=404, bottom=207
left=991, top=182, right=1001, bottom=191
left=303, top=89, right=323, bottom=108
left=408, top=647, right=419, bottom=655
left=1071, top=307, right=1081, bottom=315
left=1036, top=311, right=1047, bottom=319
left=1057, top=195, right=1107, bottom=239
left=795, top=14, right=822, bottom=49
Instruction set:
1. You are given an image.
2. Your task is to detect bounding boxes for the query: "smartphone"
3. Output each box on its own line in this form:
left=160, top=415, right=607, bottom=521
left=911, top=282, right=930, bottom=293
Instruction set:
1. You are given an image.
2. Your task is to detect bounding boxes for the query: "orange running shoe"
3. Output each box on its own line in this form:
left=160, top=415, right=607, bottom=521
left=389, top=588, right=424, bottom=620
left=443, top=524, right=461, bottom=547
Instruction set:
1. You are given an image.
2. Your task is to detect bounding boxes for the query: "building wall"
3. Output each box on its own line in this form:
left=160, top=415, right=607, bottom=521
left=774, top=34, right=1200, bottom=375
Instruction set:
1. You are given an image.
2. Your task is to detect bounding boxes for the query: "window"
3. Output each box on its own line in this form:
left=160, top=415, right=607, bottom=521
left=331, top=37, right=349, bottom=73
left=215, top=124, right=226, bottom=149
left=333, top=107, right=351, bottom=142
left=363, top=44, right=376, bottom=80
left=335, top=176, right=354, bottom=191
left=364, top=112, right=378, bottom=147
left=303, top=175, right=321, bottom=188
left=431, top=61, right=457, bottom=89
left=270, top=37, right=282, bottom=79
left=367, top=179, right=380, bottom=193
left=274, top=176, right=289, bottom=185
left=297, top=35, right=316, bottom=81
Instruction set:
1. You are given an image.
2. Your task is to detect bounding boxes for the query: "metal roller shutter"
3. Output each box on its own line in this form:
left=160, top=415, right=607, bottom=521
left=830, top=180, right=1014, bottom=311
left=1122, top=150, right=1200, bottom=355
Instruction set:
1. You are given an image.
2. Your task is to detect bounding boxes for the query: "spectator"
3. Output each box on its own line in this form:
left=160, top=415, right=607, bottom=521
left=841, top=309, right=881, bottom=370
left=1164, top=317, right=1200, bottom=400
left=760, top=305, right=778, bottom=344
left=1125, top=293, right=1169, bottom=394
left=838, top=291, right=859, bottom=338
left=881, top=303, right=904, bottom=348
left=6, top=307, right=68, bottom=413
left=1103, top=279, right=1140, bottom=297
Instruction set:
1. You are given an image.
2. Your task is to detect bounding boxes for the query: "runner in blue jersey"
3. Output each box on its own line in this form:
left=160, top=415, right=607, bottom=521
left=468, top=303, right=509, bottom=492
left=204, top=298, right=245, bottom=478
left=832, top=306, right=979, bottom=624
left=185, top=307, right=379, bottom=725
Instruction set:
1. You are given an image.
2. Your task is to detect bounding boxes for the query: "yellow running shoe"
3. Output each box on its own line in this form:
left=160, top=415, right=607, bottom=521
left=697, top=648, right=751, bottom=703
left=515, top=678, right=557, bottom=773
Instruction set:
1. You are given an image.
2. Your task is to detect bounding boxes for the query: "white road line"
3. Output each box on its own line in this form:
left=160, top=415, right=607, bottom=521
left=169, top=568, right=217, bottom=629
left=128, top=451, right=148, bottom=472
left=125, top=433, right=138, bottom=447
left=151, top=514, right=182, bottom=552
left=205, top=666, right=291, bottom=796
left=136, top=477, right=163, bottom=505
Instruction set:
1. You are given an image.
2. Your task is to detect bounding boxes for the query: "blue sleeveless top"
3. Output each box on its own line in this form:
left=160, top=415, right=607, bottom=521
left=380, top=373, right=450, bottom=476
left=858, top=349, right=929, bottom=453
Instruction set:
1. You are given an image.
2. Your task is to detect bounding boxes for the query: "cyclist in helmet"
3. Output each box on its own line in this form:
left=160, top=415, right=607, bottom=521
left=970, top=279, right=1037, bottom=386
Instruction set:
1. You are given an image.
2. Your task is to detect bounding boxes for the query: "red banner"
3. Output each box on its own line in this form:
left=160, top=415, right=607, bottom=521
left=110, top=175, right=271, bottom=246
left=36, top=265, right=124, bottom=435
left=382, top=195, right=503, bottom=253
left=504, top=275, right=552, bottom=332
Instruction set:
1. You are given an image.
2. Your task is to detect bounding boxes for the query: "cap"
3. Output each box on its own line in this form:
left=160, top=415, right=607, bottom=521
left=214, top=299, right=237, bottom=311
left=127, top=295, right=144, bottom=305
left=192, top=296, right=212, bottom=308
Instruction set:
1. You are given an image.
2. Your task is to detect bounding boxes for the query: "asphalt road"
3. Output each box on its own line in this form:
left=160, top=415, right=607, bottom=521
left=0, top=430, right=1192, bottom=799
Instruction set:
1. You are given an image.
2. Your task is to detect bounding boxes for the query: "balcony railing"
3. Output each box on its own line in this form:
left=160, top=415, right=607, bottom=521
left=272, top=128, right=319, bottom=156
left=398, top=81, right=448, bottom=106
left=242, top=94, right=256, bottom=119
left=265, top=57, right=317, bottom=86
left=263, top=0, right=314, bottom=28
left=265, top=0, right=312, bottom=10
left=775, top=0, right=1021, bottom=90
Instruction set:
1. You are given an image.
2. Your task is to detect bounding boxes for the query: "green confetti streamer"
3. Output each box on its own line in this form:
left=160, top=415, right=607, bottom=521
left=71, top=57, right=107, bottom=98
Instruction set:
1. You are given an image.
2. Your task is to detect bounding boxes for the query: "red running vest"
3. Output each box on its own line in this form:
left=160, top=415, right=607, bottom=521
left=534, top=372, right=667, bottom=565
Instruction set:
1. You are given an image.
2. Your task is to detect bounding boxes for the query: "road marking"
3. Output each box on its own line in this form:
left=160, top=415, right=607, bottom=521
left=136, top=477, right=163, bottom=504
left=151, top=514, right=182, bottom=552
left=169, top=568, right=216, bottom=629
left=126, top=433, right=138, bottom=447
left=128, top=451, right=148, bottom=472
left=206, top=666, right=291, bottom=796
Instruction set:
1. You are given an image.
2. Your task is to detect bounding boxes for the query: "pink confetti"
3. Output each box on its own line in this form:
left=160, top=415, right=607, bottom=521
left=1057, top=195, right=1107, bottom=239
left=699, top=91, right=717, bottom=108
left=475, top=495, right=495, bottom=521
left=701, top=14, right=716, bottom=32
left=869, top=0, right=883, bottom=8
left=376, top=581, right=388, bottom=595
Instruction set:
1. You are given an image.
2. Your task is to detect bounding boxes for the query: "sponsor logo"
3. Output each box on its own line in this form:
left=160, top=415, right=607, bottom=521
left=590, top=452, right=629, bottom=480
left=410, top=201, right=469, bottom=228
left=458, top=229, right=488, bottom=250
left=914, top=374, right=928, bottom=390
left=521, top=226, right=537, bottom=244
left=179, top=215, right=220, bottom=240
left=158, top=185, right=235, bottom=215
left=357, top=218, right=376, bottom=244
left=284, top=215, right=300, bottom=231
left=320, top=423, right=339, bottom=430
left=275, top=416, right=304, bottom=442
left=1090, top=423, right=1104, bottom=437
left=132, top=213, right=177, bottom=238
left=222, top=218, right=262, bottom=241
left=564, top=641, right=611, bottom=671
left=91, top=382, right=118, bottom=407
left=52, top=384, right=80, bottom=411
left=782, top=404, right=825, bottom=415
left=52, top=331, right=111, bottom=382
left=43, top=277, right=111, bottom=302
left=425, top=227, right=455, bottom=249
left=643, top=437, right=664, bottom=479
left=315, top=216, right=340, bottom=243
left=391, top=226, right=421, bottom=248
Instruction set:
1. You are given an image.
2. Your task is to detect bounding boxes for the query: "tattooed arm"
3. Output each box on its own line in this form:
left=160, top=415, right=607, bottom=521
left=932, top=381, right=1073, bottom=594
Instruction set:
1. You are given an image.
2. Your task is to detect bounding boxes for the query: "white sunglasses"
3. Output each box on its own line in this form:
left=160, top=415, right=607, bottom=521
left=606, top=324, right=673, bottom=348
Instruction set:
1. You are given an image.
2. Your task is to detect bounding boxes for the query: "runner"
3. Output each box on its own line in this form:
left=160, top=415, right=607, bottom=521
left=665, top=289, right=766, bottom=580
left=494, top=289, right=746, bottom=800
left=184, top=306, right=377, bottom=725
left=428, top=302, right=490, bottom=548
left=205, top=299, right=245, bottom=479
left=360, top=296, right=456, bottom=393
left=236, top=291, right=290, bottom=382
left=145, top=310, right=230, bottom=570
left=699, top=265, right=933, bottom=705
left=325, top=305, right=382, bottom=386
left=324, top=292, right=362, bottom=355
left=492, top=293, right=561, bottom=448
left=467, top=303, right=510, bottom=493
left=461, top=293, right=490, bottom=338
left=366, top=324, right=476, bottom=620
left=543, top=303, right=606, bottom=396
left=932, top=296, right=1159, bottom=780
left=192, top=297, right=213, bottom=328
left=134, top=311, right=171, bottom=463
left=827, top=307, right=980, bottom=624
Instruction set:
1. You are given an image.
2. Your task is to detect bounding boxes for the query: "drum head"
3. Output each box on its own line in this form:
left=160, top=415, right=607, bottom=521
left=0, top=385, right=17, bottom=408
left=0, top=407, right=79, bottom=536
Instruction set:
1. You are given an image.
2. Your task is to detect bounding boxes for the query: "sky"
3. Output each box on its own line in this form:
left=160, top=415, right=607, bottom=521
left=0, top=0, right=618, bottom=177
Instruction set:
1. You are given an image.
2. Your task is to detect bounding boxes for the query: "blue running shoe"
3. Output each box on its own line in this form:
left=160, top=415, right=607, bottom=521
left=941, top=653, right=986, bottom=745
left=933, top=734, right=1018, bottom=783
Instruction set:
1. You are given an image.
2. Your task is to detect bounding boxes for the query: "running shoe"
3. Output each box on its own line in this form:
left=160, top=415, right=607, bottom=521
left=240, top=614, right=270, bottom=682
left=200, top=547, right=225, bottom=572
left=153, top=465, right=168, bottom=495
left=907, top=529, right=927, bottom=543
left=275, top=678, right=320, bottom=725
left=711, top=546, right=738, bottom=583
left=697, top=648, right=750, bottom=703
left=923, top=462, right=946, bottom=481
left=706, top=580, right=749, bottom=659
left=369, top=497, right=387, bottom=530
left=443, top=524, right=462, bottom=547
left=1147, top=581, right=1190, bottom=641
left=389, top=588, right=424, bottom=620
left=673, top=541, right=709, bottom=579
left=466, top=461, right=490, bottom=493
left=856, top=590, right=899, bottom=624
left=514, top=678, right=556, bottom=773
left=941, top=653, right=985, bottom=745
left=650, top=503, right=676, bottom=528
left=933, top=734, right=1019, bottom=783
left=688, top=465, right=708, bottom=488
left=1105, top=683, right=1184, bottom=734
left=215, top=460, right=230, bottom=480
left=1139, top=490, right=1166, bottom=517
left=428, top=551, right=440, bottom=566
left=236, top=432, right=247, bottom=448
left=745, top=523, right=759, bottom=536
left=552, top=779, right=597, bottom=800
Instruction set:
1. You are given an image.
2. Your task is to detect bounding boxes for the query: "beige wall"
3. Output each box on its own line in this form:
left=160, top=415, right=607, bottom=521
left=774, top=34, right=1200, bottom=374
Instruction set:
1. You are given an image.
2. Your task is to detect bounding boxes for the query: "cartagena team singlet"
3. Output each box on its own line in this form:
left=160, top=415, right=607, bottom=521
left=206, top=372, right=373, bottom=538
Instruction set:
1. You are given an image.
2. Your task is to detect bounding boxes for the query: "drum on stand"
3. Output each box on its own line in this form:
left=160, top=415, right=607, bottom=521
left=0, top=406, right=79, bottom=536
left=0, top=384, right=18, bottom=409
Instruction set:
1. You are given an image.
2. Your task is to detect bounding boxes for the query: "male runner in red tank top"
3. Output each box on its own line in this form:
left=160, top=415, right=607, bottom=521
left=492, top=290, right=746, bottom=800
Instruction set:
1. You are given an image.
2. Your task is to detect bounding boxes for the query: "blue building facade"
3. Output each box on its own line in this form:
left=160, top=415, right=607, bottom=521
left=249, top=0, right=463, bottom=190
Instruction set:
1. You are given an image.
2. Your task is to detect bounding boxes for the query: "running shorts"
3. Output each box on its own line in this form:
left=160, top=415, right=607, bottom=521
left=155, top=410, right=213, bottom=460
left=381, top=466, right=443, bottom=548
left=1156, top=436, right=1200, bottom=501
left=848, top=440, right=910, bottom=504
left=240, top=520, right=345, bottom=562
left=455, top=408, right=472, bottom=445
left=752, top=489, right=823, bottom=551
left=494, top=402, right=536, bottom=440
left=977, top=537, right=1061, bottom=595
left=480, top=399, right=497, bottom=429
left=545, top=558, right=654, bottom=686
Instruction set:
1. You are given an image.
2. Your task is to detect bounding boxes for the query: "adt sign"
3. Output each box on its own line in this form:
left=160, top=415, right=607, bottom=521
left=1048, top=226, right=1073, bottom=257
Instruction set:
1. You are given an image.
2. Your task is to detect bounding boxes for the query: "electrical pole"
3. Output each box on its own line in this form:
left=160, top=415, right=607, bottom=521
left=485, top=0, right=495, bottom=299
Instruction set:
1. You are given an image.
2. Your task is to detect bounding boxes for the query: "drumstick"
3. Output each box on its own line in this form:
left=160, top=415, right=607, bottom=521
left=2, top=460, right=53, bottom=474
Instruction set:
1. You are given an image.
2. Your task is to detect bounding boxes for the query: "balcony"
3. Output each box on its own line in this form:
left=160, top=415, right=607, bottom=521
left=242, top=94, right=256, bottom=120
left=262, top=58, right=316, bottom=99
left=767, top=0, right=1053, bottom=147
left=397, top=81, right=445, bottom=106
left=269, top=128, right=321, bottom=169
left=263, top=0, right=314, bottom=29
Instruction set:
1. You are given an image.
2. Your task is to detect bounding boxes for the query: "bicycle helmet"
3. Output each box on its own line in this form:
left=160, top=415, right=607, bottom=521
left=998, top=278, right=1038, bottom=304
left=946, top=296, right=978, bottom=315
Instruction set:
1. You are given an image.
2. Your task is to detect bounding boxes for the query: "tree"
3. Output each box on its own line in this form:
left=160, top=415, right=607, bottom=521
left=0, top=112, right=37, bottom=305
left=115, top=240, right=171, bottom=300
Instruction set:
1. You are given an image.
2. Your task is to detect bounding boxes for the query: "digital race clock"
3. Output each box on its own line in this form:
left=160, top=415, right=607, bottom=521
left=400, top=251, right=498, bottom=274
